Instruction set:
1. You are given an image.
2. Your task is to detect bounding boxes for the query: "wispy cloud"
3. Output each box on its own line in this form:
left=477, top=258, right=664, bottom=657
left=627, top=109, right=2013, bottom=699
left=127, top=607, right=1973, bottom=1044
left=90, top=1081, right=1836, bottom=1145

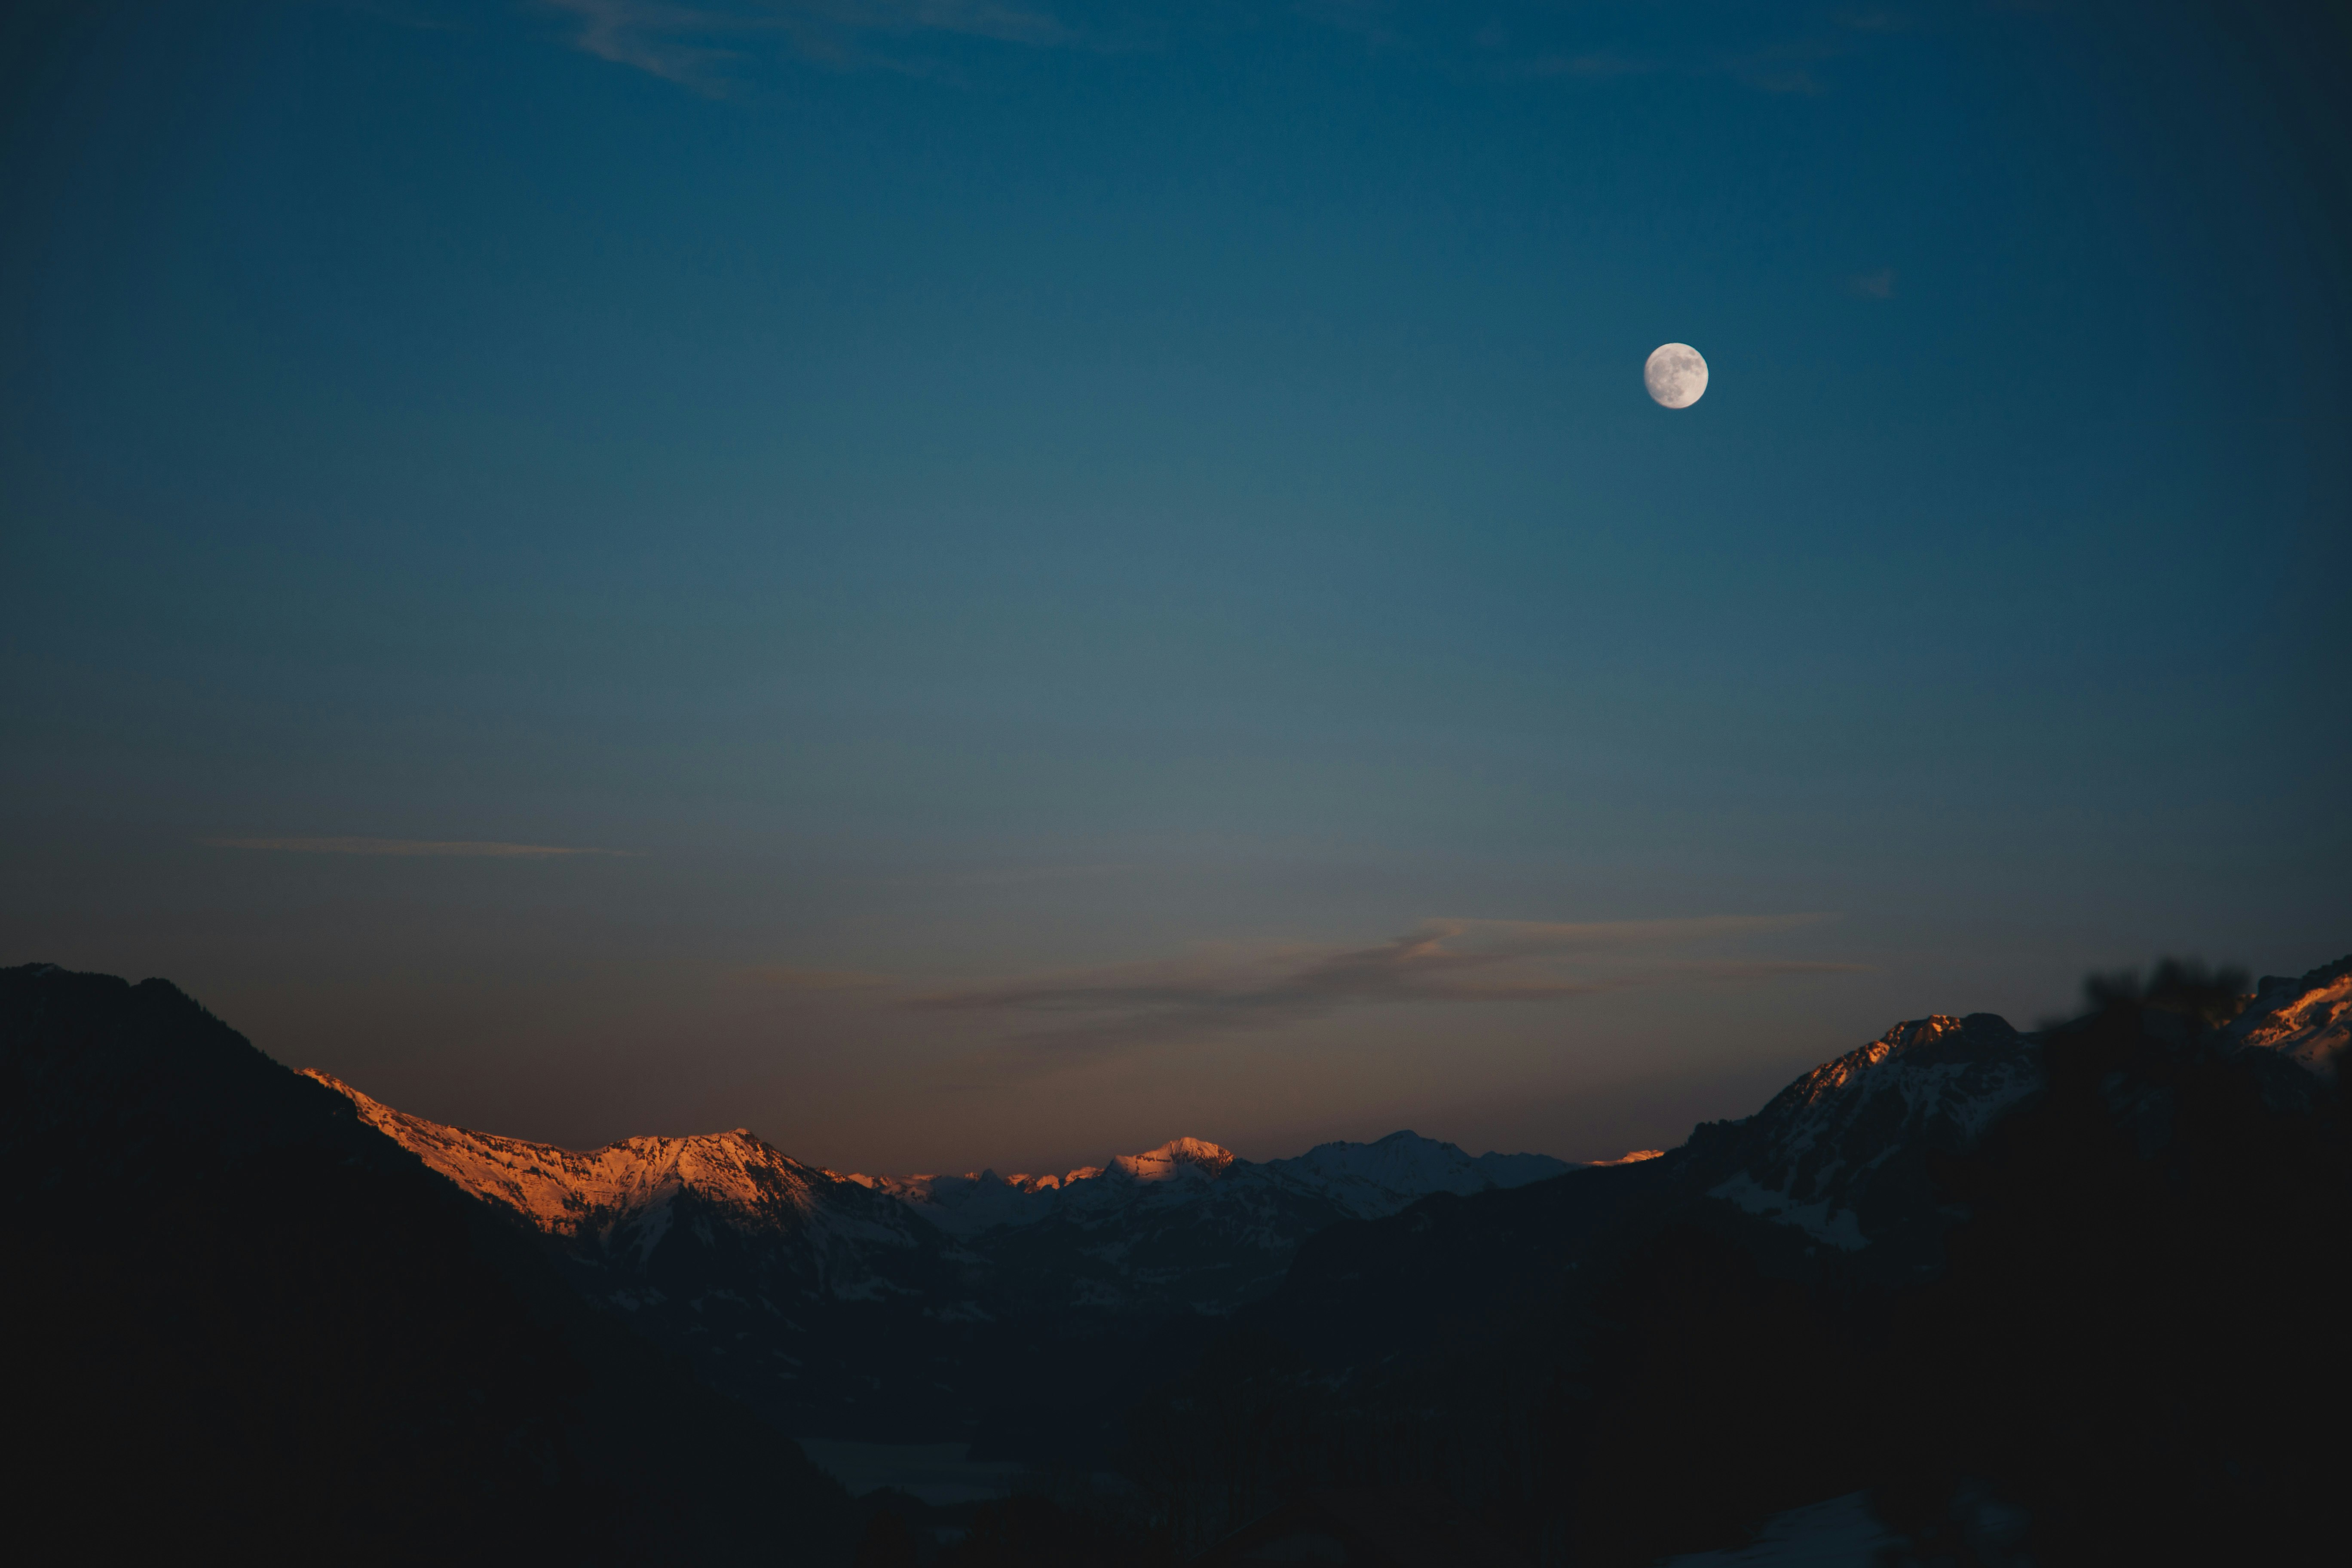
left=544, top=0, right=1075, bottom=89
left=1850, top=267, right=1897, bottom=298
left=1510, top=51, right=1657, bottom=81
left=331, top=0, right=469, bottom=31
left=913, top=915, right=1860, bottom=1049
left=738, top=962, right=897, bottom=990
left=1303, top=5, right=1894, bottom=97
left=202, top=836, right=631, bottom=858
left=548, top=2, right=1899, bottom=96
left=550, top=0, right=750, bottom=86
left=1715, top=37, right=1836, bottom=95
left=1298, top=0, right=1407, bottom=50
left=880, top=861, right=1138, bottom=889
left=1714, top=18, right=1896, bottom=97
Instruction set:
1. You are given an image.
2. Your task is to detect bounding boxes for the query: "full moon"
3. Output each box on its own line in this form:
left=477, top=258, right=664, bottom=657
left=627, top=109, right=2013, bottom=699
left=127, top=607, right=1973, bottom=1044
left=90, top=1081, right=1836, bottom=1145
left=1644, top=343, right=1708, bottom=409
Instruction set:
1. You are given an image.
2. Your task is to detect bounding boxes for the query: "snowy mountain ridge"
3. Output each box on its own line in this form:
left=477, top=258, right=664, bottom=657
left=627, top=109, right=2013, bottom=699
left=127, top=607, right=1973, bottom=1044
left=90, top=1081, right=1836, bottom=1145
left=2227, top=956, right=2352, bottom=1078
left=287, top=952, right=2349, bottom=1442
left=309, top=955, right=2349, bottom=1281
left=296, top=1076, right=1620, bottom=1432
left=304, top=1066, right=1602, bottom=1290
left=841, top=1129, right=1601, bottom=1238
left=304, top=1069, right=931, bottom=1283
left=1697, top=954, right=2352, bottom=1256
left=1701, top=1013, right=2037, bottom=1252
left=841, top=1167, right=1083, bottom=1235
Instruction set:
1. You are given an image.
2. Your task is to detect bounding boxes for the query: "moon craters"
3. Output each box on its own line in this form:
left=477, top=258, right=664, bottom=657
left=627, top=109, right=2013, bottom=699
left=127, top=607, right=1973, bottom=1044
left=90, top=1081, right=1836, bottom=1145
left=1645, top=343, right=1708, bottom=409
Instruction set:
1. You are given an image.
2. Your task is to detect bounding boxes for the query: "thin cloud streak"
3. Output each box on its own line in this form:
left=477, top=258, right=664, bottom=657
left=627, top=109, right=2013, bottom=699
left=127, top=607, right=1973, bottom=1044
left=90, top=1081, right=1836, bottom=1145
left=545, top=2, right=1884, bottom=98
left=203, top=836, right=632, bottom=858
left=738, top=963, right=897, bottom=991
left=547, top=0, right=749, bottom=87
left=879, top=862, right=1139, bottom=889
left=913, top=915, right=1861, bottom=1050
left=1508, top=51, right=1657, bottom=80
left=544, top=0, right=1074, bottom=88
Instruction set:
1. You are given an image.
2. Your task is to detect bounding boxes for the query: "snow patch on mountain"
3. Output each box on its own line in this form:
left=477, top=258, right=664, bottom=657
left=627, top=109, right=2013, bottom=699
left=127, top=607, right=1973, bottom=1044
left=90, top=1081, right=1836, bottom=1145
left=1710, top=1172, right=1871, bottom=1251
left=1704, top=1013, right=2039, bottom=1252
left=303, top=1070, right=923, bottom=1270
left=1706, top=962, right=2352, bottom=1253
left=2227, top=957, right=2352, bottom=1078
left=852, top=1130, right=1599, bottom=1240
left=1110, top=1136, right=1236, bottom=1184
left=842, top=1166, right=1098, bottom=1238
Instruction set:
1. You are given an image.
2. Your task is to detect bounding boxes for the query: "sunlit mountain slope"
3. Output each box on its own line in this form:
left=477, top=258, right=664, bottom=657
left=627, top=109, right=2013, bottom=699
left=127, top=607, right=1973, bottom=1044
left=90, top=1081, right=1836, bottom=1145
left=299, top=1074, right=1603, bottom=1437
left=1, top=965, right=857, bottom=1565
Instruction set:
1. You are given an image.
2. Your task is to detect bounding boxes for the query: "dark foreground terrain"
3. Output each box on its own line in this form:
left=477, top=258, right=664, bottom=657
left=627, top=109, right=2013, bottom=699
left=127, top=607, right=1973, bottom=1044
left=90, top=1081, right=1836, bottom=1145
left=0, top=965, right=857, bottom=1565
left=1115, top=959, right=2352, bottom=1565
left=8, top=956, right=2349, bottom=1565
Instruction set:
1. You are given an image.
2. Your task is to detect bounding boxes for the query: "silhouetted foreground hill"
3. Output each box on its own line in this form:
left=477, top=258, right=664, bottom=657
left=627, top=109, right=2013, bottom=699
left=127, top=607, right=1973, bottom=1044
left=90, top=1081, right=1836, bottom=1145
left=1126, top=958, right=2352, bottom=1565
left=0, top=964, right=857, bottom=1566
left=12, top=956, right=2346, bottom=1565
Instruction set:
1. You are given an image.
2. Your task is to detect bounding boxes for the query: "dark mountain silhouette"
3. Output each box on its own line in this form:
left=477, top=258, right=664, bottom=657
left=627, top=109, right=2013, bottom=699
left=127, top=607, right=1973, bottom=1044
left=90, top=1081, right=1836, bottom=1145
left=0, top=963, right=858, bottom=1566
left=1119, top=956, right=2352, bottom=1565
left=1868, top=959, right=2352, bottom=1563
left=13, top=952, right=2345, bottom=1565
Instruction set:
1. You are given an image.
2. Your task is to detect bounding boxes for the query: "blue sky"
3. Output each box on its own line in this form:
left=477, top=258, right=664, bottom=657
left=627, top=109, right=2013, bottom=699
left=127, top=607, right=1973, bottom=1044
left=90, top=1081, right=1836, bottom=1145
left=4, top=0, right=2346, bottom=1172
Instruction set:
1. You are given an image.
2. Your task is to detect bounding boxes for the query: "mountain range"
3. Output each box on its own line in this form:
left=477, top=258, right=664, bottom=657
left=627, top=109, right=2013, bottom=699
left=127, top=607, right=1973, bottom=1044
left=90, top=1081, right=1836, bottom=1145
left=297, top=953, right=2352, bottom=1453
left=305, top=1068, right=1625, bottom=1441
left=1131, top=953, right=2352, bottom=1564
left=854, top=1132, right=1614, bottom=1237
left=9, top=950, right=2346, bottom=1564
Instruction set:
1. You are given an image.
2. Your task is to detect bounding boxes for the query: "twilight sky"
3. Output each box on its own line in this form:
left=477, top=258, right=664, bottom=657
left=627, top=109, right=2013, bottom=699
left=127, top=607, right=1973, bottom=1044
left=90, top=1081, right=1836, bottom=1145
left=4, top=0, right=2346, bottom=1176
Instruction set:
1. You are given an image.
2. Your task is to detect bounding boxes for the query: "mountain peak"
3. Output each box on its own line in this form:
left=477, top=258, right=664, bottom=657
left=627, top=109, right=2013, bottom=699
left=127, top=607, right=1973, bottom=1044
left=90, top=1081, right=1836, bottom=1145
left=1705, top=1011, right=2037, bottom=1253
left=1111, top=1136, right=1236, bottom=1182
left=1262, top=1130, right=1577, bottom=1219
left=2228, top=956, right=2352, bottom=1078
left=298, top=1069, right=849, bottom=1246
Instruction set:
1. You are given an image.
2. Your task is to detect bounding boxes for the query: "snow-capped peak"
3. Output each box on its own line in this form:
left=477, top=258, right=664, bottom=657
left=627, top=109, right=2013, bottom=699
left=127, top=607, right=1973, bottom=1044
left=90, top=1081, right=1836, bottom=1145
left=842, top=1129, right=1600, bottom=1237
left=1703, top=1012, right=2038, bottom=1253
left=299, top=1069, right=916, bottom=1265
left=2227, top=956, right=2352, bottom=1078
left=836, top=1139, right=1246, bottom=1235
left=1109, top=1136, right=1236, bottom=1183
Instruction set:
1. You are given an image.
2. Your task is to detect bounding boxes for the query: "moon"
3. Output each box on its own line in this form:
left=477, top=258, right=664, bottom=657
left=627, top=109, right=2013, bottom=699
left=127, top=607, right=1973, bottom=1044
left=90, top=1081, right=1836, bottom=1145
left=1644, top=343, right=1708, bottom=409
